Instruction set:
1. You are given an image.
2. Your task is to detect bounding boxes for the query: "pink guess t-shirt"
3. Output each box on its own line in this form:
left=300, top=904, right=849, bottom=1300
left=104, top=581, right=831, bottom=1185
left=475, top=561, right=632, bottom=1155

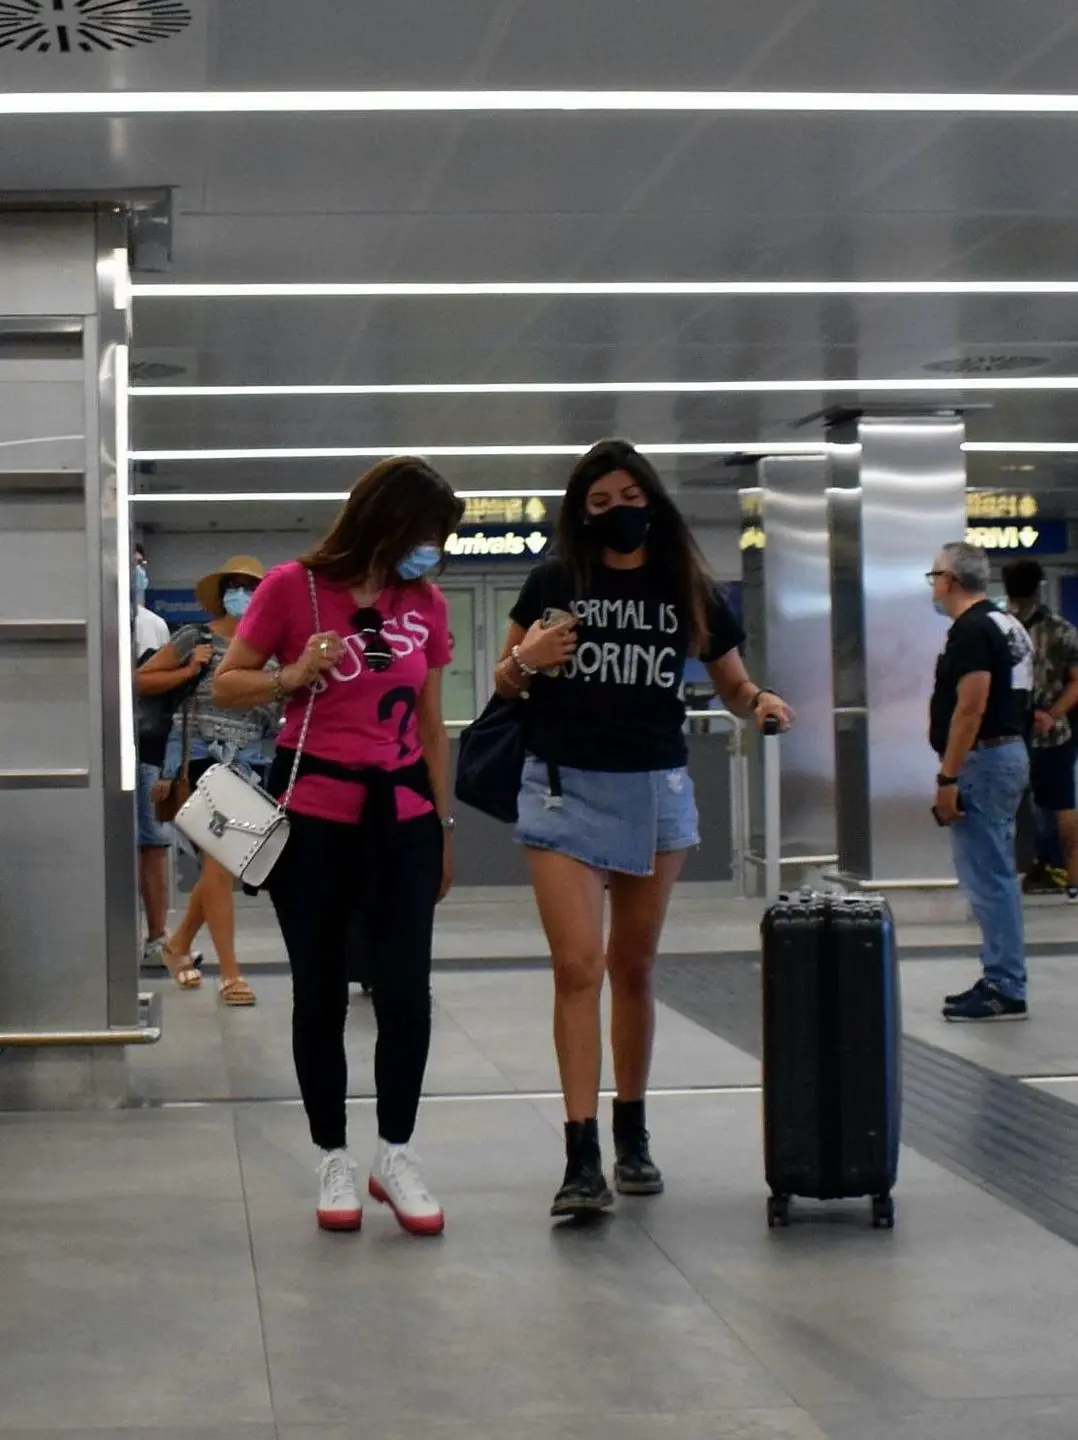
left=238, top=561, right=452, bottom=824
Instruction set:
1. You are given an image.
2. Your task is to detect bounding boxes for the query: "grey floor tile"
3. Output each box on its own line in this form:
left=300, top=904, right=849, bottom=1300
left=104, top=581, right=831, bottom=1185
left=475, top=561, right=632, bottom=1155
left=128, top=978, right=234, bottom=1103
left=0, top=1106, right=243, bottom=1203
left=0, top=1197, right=271, bottom=1430
left=901, top=956, right=1078, bottom=1079
left=235, top=1101, right=786, bottom=1426
left=809, top=1396, right=1078, bottom=1440
left=602, top=1093, right=1078, bottom=1409
left=0, top=1429, right=277, bottom=1440
left=279, top=1410, right=830, bottom=1439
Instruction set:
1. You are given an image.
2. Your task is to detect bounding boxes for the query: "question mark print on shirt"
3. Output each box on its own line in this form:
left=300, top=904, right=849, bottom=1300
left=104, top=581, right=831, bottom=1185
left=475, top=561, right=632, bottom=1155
left=377, top=686, right=418, bottom=759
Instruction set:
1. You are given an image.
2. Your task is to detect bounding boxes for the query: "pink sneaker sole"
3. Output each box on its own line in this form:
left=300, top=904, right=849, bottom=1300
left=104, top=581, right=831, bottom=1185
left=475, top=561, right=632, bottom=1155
left=317, top=1207, right=363, bottom=1233
left=368, top=1177, right=445, bottom=1236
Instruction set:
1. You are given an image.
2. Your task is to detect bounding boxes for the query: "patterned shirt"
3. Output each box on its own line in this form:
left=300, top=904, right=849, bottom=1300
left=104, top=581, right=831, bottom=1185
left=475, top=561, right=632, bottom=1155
left=171, top=624, right=276, bottom=752
left=1024, top=606, right=1078, bottom=749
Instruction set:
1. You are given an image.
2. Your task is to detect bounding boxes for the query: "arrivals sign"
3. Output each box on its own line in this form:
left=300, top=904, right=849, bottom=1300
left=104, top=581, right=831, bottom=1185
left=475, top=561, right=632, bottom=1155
left=964, top=520, right=1067, bottom=555
left=445, top=525, right=551, bottom=562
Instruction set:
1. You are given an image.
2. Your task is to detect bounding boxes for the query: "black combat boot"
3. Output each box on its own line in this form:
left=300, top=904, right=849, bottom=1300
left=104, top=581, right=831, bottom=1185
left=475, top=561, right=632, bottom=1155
left=612, top=1098, right=664, bottom=1196
left=550, top=1118, right=614, bottom=1218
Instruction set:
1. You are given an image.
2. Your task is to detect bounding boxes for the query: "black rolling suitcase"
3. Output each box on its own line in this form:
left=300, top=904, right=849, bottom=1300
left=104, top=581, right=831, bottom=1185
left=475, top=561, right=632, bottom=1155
left=761, top=889, right=901, bottom=1230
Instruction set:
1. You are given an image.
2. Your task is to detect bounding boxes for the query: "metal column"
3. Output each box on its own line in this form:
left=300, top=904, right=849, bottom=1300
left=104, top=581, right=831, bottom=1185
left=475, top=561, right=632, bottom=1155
left=741, top=456, right=838, bottom=891
left=0, top=210, right=153, bottom=1109
left=826, top=410, right=968, bottom=885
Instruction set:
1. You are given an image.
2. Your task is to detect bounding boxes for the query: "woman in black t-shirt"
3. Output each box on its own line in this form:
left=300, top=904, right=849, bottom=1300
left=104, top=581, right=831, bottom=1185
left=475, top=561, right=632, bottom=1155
left=495, top=438, right=791, bottom=1219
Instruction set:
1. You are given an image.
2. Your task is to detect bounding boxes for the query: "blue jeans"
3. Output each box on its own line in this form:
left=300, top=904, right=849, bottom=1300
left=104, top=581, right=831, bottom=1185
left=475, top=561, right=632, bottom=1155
left=951, top=743, right=1030, bottom=1000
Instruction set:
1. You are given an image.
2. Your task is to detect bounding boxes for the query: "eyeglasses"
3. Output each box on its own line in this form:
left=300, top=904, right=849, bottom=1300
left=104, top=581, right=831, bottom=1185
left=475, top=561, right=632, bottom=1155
left=925, top=570, right=951, bottom=584
left=352, top=606, right=393, bottom=672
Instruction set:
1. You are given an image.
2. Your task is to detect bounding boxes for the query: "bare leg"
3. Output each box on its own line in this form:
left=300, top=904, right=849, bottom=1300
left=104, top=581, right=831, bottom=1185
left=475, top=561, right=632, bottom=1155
left=1058, top=809, right=1078, bottom=888
left=167, top=876, right=205, bottom=958
left=138, top=846, right=169, bottom=942
left=526, top=849, right=606, bottom=1121
left=606, top=851, right=687, bottom=1101
left=197, top=855, right=242, bottom=985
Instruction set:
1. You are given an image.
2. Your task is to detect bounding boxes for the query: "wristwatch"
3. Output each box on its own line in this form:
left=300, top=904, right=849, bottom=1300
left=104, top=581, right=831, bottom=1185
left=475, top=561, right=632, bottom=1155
left=936, top=773, right=958, bottom=787
left=440, top=816, right=457, bottom=832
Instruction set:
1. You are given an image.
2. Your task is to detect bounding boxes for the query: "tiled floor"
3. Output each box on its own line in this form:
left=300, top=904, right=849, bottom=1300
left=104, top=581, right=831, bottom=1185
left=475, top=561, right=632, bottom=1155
left=5, top=887, right=1078, bottom=1438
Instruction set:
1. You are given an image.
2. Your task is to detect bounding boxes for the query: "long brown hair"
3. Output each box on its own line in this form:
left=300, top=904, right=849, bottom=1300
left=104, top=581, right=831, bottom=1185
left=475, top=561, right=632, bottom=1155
left=556, top=439, right=716, bottom=653
left=302, top=456, right=464, bottom=584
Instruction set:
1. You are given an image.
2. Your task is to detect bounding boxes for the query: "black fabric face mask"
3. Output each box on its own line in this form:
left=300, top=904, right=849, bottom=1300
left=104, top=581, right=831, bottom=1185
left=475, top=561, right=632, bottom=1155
left=587, top=503, right=653, bottom=555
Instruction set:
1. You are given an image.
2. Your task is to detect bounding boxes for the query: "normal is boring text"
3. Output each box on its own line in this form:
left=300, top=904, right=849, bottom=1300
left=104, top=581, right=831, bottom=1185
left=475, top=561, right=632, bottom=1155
left=562, top=598, right=679, bottom=688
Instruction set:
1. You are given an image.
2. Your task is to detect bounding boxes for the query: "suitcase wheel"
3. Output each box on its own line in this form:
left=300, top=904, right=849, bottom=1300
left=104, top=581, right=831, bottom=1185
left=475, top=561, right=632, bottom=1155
left=767, top=1195, right=791, bottom=1229
left=871, top=1195, right=895, bottom=1230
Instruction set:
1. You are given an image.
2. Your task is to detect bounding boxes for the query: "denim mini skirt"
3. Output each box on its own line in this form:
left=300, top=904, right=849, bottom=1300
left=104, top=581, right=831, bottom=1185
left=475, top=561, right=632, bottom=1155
left=515, top=755, right=700, bottom=877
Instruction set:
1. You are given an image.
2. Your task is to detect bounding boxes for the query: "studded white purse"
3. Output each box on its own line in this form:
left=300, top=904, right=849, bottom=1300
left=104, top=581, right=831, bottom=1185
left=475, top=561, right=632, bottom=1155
left=173, top=570, right=319, bottom=887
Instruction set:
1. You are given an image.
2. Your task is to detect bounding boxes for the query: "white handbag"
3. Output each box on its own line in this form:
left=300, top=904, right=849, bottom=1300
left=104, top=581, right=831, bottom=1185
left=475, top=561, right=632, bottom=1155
left=174, top=570, right=320, bottom=887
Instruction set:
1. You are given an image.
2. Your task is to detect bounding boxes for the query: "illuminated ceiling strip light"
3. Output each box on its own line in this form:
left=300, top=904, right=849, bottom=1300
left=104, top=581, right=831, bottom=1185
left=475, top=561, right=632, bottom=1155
left=132, top=280, right=1078, bottom=298
left=129, top=442, right=828, bottom=460
left=964, top=442, right=1078, bottom=453
left=132, top=377, right=1078, bottom=397
left=133, top=489, right=567, bottom=504
left=11, top=90, right=1078, bottom=117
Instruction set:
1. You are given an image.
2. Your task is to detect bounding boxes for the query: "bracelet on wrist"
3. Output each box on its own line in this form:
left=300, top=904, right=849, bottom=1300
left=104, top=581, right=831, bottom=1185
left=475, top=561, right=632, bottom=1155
left=749, top=687, right=775, bottom=712
left=270, top=669, right=285, bottom=702
left=937, top=773, right=958, bottom=787
left=510, top=645, right=538, bottom=678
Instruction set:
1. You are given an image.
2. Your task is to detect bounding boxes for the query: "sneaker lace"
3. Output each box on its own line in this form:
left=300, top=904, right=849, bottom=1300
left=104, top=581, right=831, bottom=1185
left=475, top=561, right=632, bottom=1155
left=385, top=1145, right=434, bottom=1207
left=321, top=1153, right=356, bottom=1206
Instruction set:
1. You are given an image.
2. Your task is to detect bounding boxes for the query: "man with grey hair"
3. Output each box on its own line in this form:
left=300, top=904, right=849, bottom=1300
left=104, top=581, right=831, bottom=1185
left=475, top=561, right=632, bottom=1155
left=928, top=541, right=1033, bottom=1021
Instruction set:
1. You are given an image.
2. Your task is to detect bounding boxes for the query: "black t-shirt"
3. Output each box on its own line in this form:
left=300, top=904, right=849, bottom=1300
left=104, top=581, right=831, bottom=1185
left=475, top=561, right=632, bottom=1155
left=510, top=560, right=744, bottom=772
left=929, top=599, right=1033, bottom=756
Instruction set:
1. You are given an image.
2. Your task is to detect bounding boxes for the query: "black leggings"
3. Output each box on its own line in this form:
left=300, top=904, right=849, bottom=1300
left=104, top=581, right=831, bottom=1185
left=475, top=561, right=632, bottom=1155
left=267, top=808, right=443, bottom=1150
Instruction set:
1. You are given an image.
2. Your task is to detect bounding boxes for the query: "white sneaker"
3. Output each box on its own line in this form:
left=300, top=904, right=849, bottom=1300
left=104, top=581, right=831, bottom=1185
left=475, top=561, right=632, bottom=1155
left=316, top=1149, right=362, bottom=1233
left=368, top=1140, right=445, bottom=1236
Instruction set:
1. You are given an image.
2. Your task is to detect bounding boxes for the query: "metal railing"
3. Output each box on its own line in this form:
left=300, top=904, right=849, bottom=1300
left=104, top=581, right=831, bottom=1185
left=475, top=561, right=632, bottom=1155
left=0, top=990, right=162, bottom=1050
left=446, top=708, right=749, bottom=893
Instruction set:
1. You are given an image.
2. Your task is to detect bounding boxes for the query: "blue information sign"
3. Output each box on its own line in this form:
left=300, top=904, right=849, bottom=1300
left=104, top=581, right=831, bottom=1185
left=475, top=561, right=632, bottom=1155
left=146, top=589, right=209, bottom=629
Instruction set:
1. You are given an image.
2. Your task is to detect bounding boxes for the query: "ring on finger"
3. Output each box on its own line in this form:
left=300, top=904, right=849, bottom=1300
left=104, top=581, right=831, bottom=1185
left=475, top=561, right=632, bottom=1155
left=319, top=639, right=330, bottom=655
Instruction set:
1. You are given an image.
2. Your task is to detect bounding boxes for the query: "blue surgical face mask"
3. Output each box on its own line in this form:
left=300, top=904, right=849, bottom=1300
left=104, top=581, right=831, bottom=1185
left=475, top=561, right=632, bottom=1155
left=397, top=544, right=442, bottom=581
left=134, top=563, right=149, bottom=597
left=932, top=598, right=950, bottom=617
left=222, top=586, right=252, bottom=618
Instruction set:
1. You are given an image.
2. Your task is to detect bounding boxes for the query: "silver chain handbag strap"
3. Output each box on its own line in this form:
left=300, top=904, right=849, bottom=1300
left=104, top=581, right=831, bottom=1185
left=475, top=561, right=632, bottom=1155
left=280, top=567, right=322, bottom=811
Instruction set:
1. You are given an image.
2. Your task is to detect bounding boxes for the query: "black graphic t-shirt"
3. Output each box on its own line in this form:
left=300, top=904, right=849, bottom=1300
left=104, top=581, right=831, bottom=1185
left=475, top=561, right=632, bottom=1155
left=929, top=599, right=1033, bottom=756
left=510, top=560, right=744, bottom=772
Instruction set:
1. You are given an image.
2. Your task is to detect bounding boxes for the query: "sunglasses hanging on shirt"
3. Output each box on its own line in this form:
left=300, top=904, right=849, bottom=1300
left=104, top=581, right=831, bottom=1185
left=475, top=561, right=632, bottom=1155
left=352, top=607, right=393, bottom=672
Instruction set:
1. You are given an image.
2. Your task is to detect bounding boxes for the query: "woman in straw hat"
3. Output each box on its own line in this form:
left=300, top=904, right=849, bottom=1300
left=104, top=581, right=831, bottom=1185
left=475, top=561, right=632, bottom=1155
left=136, top=555, right=275, bottom=1006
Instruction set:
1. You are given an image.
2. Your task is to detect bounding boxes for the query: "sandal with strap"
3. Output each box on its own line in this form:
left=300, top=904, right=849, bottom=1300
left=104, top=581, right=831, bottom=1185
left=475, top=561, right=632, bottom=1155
left=219, top=975, right=257, bottom=1007
left=163, top=947, right=202, bottom=991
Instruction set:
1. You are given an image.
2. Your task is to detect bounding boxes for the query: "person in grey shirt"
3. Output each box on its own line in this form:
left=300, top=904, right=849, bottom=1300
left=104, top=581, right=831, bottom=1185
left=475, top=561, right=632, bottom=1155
left=136, top=555, right=274, bottom=1005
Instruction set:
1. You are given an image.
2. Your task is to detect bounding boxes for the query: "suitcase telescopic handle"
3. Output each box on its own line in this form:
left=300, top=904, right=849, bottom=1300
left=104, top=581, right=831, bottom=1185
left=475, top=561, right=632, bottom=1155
left=762, top=716, right=781, bottom=900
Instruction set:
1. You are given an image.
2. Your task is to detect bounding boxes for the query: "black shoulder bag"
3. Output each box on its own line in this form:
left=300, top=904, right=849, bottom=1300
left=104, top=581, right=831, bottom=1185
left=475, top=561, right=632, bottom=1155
left=454, top=695, right=528, bottom=824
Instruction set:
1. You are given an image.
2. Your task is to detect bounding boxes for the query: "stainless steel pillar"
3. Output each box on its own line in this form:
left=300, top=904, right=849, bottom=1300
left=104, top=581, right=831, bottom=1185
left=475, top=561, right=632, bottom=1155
left=0, top=210, right=152, bottom=1109
left=827, top=411, right=967, bottom=885
left=740, top=458, right=838, bottom=890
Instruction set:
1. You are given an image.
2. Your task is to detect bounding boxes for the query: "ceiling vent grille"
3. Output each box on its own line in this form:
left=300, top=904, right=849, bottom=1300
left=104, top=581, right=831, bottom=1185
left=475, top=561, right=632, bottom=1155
left=0, top=0, right=191, bottom=54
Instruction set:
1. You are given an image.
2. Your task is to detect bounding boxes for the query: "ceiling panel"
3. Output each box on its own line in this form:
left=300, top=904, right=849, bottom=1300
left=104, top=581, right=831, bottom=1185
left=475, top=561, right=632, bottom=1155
left=18, top=0, right=1067, bottom=93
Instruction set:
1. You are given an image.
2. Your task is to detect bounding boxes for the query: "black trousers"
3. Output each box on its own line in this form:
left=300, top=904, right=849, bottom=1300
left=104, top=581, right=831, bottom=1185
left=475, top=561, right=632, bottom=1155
left=267, top=808, right=443, bottom=1150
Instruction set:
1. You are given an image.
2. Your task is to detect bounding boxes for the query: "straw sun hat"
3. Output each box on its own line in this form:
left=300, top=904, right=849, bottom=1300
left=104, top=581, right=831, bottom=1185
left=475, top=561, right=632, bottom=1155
left=194, top=555, right=266, bottom=617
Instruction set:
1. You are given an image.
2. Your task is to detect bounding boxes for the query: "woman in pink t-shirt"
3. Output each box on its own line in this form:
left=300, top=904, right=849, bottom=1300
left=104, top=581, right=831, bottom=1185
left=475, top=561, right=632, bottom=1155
left=213, top=457, right=462, bottom=1236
